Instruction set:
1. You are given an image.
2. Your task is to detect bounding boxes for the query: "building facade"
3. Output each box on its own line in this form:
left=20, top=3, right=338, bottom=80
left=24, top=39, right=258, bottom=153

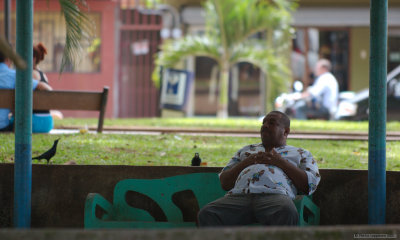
left=0, top=0, right=162, bottom=118
left=169, top=0, right=400, bottom=116
left=2, top=0, right=399, bottom=118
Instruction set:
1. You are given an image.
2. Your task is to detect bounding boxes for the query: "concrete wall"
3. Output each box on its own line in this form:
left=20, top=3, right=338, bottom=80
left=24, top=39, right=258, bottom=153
left=1, top=164, right=400, bottom=228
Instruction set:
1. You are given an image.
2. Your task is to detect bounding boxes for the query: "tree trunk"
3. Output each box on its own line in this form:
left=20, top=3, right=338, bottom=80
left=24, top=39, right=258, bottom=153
left=217, top=64, right=229, bottom=118
left=265, top=29, right=273, bottom=113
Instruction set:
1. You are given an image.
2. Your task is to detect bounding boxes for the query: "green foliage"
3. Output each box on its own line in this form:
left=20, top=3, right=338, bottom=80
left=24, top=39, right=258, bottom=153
left=153, top=0, right=297, bottom=117
left=205, top=0, right=295, bottom=47
left=156, top=36, right=221, bottom=67
left=59, top=0, right=95, bottom=73
left=0, top=0, right=94, bottom=71
left=144, top=0, right=162, bottom=8
left=153, top=35, right=221, bottom=88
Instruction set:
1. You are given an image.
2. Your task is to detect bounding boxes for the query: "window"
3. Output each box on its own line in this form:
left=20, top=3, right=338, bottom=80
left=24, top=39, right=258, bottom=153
left=0, top=11, right=101, bottom=73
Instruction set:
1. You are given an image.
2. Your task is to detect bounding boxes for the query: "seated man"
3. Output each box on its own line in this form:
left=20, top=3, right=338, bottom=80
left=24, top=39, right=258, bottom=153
left=294, top=58, right=339, bottom=120
left=0, top=51, right=52, bottom=132
left=198, top=111, right=320, bottom=226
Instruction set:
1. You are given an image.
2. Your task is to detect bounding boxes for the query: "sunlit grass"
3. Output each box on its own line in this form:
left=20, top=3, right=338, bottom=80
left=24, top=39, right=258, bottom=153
left=1, top=133, right=399, bottom=171
left=4, top=117, right=399, bottom=169
left=54, top=117, right=400, bottom=132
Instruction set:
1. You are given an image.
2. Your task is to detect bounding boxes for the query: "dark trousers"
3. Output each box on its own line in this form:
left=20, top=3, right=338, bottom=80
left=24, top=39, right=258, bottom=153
left=198, top=193, right=298, bottom=227
left=293, top=100, right=330, bottom=120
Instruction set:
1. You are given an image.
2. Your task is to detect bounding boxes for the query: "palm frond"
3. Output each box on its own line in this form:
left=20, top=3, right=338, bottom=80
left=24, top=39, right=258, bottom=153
left=230, top=40, right=290, bottom=101
left=152, top=35, right=221, bottom=87
left=156, top=36, right=221, bottom=67
left=0, top=36, right=26, bottom=69
left=206, top=0, right=296, bottom=48
left=59, top=0, right=94, bottom=73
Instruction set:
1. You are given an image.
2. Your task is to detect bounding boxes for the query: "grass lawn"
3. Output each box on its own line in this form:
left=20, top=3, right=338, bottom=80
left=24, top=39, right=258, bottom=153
left=1, top=132, right=399, bottom=170
left=54, top=117, right=400, bottom=132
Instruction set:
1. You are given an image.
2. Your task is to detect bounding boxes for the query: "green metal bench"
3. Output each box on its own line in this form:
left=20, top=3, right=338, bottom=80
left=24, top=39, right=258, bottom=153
left=84, top=173, right=319, bottom=228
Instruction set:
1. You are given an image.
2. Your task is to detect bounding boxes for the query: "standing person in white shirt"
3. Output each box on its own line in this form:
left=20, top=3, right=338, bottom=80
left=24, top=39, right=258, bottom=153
left=294, top=59, right=339, bottom=119
left=197, top=111, right=320, bottom=226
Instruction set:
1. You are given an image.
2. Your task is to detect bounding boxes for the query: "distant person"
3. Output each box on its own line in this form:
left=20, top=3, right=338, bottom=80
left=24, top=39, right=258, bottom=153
left=198, top=111, right=320, bottom=226
left=294, top=59, right=339, bottom=120
left=33, top=43, right=49, bottom=84
left=32, top=43, right=63, bottom=120
left=0, top=50, right=52, bottom=132
left=32, top=43, right=50, bottom=115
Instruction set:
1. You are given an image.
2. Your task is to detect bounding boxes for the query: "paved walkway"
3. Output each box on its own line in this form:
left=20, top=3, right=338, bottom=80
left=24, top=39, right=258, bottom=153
left=1, top=225, right=399, bottom=240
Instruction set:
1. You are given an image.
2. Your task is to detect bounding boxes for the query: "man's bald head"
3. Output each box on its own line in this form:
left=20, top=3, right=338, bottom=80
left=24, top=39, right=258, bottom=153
left=263, top=111, right=290, bottom=128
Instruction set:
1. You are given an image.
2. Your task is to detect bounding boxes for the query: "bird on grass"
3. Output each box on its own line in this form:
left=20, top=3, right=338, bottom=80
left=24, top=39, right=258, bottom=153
left=191, top=153, right=202, bottom=166
left=32, top=139, right=60, bottom=165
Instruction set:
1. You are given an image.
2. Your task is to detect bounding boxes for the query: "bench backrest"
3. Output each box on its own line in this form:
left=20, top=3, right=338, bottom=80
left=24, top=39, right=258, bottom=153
left=84, top=172, right=319, bottom=228
left=112, top=173, right=226, bottom=222
left=0, top=87, right=109, bottom=132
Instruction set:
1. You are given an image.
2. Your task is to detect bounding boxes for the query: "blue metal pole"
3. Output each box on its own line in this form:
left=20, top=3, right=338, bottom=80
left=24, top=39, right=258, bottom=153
left=368, top=0, right=387, bottom=224
left=14, top=0, right=33, bottom=228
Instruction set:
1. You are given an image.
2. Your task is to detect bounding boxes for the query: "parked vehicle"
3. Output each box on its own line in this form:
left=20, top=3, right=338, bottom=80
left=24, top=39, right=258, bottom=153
left=335, top=65, right=400, bottom=121
left=274, top=81, right=354, bottom=120
left=274, top=90, right=305, bottom=118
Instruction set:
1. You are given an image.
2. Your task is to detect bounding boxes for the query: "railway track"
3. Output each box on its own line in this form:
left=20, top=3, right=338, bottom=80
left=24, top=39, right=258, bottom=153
left=56, top=126, right=400, bottom=141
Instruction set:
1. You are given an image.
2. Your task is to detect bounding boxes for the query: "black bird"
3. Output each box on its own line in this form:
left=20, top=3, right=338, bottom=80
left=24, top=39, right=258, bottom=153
left=32, top=139, right=60, bottom=164
left=191, top=152, right=202, bottom=166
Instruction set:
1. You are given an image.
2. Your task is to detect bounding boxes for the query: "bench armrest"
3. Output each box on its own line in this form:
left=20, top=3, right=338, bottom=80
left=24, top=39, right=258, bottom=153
left=294, top=195, right=320, bottom=226
left=84, top=193, right=113, bottom=228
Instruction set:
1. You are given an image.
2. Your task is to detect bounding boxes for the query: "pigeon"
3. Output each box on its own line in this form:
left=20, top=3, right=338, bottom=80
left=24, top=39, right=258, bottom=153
left=191, top=152, right=201, bottom=166
left=32, top=139, right=60, bottom=164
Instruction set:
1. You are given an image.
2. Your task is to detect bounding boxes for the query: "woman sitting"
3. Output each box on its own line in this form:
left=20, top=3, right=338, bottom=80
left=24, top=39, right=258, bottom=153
left=31, top=43, right=57, bottom=133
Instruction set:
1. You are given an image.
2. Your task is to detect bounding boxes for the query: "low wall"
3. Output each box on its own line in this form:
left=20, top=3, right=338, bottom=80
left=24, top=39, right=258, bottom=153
left=0, top=164, right=399, bottom=227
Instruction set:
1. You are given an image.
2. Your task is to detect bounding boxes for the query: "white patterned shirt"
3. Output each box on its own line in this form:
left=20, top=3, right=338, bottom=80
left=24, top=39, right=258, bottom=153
left=220, top=144, right=321, bottom=199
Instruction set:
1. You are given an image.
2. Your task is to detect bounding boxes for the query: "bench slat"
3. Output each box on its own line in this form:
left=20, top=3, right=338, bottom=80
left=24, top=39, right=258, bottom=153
left=0, top=89, right=103, bottom=110
left=33, top=91, right=102, bottom=111
left=0, top=89, right=14, bottom=109
left=0, top=87, right=109, bottom=133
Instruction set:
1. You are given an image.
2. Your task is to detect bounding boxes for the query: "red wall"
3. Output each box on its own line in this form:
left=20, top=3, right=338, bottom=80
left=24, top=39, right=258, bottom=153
left=47, top=0, right=117, bottom=118
left=4, top=0, right=118, bottom=118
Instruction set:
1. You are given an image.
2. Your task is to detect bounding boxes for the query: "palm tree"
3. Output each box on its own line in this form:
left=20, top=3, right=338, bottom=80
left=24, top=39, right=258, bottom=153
left=0, top=0, right=93, bottom=73
left=153, top=0, right=296, bottom=118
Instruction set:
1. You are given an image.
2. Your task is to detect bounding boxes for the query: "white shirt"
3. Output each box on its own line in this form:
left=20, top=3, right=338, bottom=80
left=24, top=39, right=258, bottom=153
left=220, top=144, right=321, bottom=200
left=308, top=72, right=339, bottom=114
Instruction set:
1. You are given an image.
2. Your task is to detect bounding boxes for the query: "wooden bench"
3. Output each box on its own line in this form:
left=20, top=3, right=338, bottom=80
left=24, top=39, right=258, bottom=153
left=0, top=87, right=109, bottom=133
left=84, top=173, right=320, bottom=228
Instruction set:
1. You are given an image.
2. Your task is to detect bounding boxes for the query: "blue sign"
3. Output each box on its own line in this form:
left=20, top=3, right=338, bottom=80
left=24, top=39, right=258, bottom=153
left=160, top=68, right=193, bottom=111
